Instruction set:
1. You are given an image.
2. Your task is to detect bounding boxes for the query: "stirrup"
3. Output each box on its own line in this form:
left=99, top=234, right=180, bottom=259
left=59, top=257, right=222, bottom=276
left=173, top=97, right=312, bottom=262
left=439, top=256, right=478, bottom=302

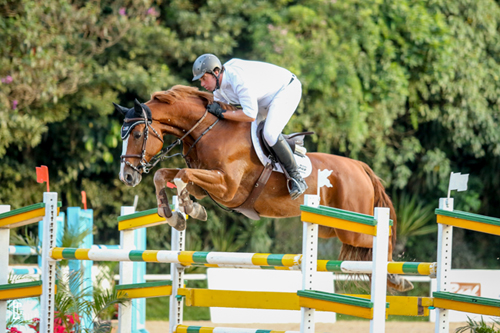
left=287, top=178, right=307, bottom=200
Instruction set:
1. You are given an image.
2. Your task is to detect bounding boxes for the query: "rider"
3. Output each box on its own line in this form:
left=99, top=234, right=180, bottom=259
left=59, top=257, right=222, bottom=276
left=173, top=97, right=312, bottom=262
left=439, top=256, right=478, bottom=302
left=192, top=54, right=308, bottom=200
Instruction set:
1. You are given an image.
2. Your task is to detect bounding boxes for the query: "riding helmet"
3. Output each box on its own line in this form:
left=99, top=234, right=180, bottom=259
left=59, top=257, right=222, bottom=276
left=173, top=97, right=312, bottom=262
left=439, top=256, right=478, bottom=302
left=192, top=54, right=222, bottom=81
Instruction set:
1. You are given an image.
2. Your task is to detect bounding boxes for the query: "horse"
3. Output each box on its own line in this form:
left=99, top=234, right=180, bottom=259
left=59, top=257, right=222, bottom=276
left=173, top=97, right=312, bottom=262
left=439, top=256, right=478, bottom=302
left=114, top=85, right=413, bottom=291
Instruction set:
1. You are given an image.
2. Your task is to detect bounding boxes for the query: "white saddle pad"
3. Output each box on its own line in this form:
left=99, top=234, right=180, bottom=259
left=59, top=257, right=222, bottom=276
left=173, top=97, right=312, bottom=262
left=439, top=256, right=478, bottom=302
left=251, top=120, right=312, bottom=178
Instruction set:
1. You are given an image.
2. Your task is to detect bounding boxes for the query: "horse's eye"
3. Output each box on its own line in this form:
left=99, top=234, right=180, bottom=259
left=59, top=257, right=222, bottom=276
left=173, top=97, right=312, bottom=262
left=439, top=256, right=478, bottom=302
left=133, top=131, right=142, bottom=139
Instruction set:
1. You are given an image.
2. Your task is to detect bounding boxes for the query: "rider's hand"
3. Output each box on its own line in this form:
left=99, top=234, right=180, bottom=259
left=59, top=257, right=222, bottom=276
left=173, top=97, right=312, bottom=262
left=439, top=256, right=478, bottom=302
left=207, top=102, right=225, bottom=119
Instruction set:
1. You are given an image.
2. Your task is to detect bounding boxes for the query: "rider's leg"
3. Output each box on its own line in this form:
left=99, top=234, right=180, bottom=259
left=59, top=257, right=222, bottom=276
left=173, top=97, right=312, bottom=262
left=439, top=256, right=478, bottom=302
left=264, top=77, right=307, bottom=199
left=270, top=134, right=308, bottom=199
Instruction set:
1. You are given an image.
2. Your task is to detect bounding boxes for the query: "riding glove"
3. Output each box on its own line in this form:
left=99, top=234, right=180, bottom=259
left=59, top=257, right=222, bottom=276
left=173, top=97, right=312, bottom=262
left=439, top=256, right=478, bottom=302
left=207, top=102, right=225, bottom=119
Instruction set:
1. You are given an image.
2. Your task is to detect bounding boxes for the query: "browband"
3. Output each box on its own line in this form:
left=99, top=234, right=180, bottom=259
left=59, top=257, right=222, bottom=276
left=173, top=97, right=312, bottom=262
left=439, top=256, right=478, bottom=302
left=121, top=119, right=149, bottom=140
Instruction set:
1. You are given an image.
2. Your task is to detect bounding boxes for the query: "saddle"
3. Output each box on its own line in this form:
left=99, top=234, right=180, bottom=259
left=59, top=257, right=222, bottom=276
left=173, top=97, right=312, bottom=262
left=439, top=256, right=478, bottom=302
left=256, top=121, right=312, bottom=161
left=233, top=120, right=313, bottom=220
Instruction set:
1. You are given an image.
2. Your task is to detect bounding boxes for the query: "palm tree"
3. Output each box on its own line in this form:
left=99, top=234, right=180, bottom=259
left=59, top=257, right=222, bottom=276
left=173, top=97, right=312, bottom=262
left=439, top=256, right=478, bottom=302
left=54, top=267, right=127, bottom=333
left=455, top=317, right=500, bottom=333
left=393, top=191, right=437, bottom=255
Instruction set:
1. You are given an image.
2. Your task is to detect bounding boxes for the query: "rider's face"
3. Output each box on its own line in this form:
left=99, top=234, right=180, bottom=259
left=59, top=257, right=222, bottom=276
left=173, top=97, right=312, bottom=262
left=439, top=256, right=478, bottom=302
left=199, top=72, right=217, bottom=92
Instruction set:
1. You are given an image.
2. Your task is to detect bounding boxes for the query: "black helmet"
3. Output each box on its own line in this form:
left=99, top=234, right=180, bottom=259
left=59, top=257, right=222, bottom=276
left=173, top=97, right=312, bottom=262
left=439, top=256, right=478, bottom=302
left=192, top=54, right=222, bottom=81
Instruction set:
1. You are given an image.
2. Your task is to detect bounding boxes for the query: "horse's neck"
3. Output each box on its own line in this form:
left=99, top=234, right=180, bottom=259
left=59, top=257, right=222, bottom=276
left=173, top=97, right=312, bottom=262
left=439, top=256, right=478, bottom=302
left=184, top=120, right=253, bottom=158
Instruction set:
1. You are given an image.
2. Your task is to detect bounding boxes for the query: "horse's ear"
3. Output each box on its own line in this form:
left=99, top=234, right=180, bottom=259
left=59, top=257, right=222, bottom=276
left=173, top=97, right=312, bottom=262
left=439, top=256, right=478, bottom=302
left=134, top=99, right=142, bottom=114
left=113, top=102, right=129, bottom=116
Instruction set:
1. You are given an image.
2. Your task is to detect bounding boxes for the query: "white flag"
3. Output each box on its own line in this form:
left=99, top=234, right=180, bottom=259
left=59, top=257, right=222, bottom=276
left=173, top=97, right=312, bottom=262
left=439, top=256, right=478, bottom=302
left=318, top=169, right=333, bottom=189
left=449, top=172, right=469, bottom=192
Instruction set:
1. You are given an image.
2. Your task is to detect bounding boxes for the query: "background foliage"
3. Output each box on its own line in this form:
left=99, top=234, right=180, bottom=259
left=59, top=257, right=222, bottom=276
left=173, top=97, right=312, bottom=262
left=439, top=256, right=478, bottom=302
left=2, top=0, right=500, bottom=279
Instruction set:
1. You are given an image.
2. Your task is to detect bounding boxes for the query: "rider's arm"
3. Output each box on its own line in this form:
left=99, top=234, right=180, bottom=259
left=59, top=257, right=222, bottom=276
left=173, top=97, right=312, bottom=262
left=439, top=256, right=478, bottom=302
left=222, top=109, right=255, bottom=122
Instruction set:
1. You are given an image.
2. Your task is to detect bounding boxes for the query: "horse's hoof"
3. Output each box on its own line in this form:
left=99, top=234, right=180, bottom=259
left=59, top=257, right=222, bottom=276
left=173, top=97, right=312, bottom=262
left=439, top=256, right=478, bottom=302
left=387, top=274, right=414, bottom=292
left=189, top=203, right=207, bottom=221
left=168, top=211, right=186, bottom=231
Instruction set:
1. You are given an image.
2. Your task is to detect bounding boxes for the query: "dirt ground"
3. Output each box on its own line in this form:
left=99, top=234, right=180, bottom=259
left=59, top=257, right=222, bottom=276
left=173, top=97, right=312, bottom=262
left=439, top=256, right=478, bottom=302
left=145, top=320, right=468, bottom=332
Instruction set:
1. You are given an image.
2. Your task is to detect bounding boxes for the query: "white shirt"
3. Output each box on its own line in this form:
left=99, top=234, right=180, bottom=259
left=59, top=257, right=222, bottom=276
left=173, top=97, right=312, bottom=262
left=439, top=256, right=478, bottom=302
left=213, top=59, right=293, bottom=119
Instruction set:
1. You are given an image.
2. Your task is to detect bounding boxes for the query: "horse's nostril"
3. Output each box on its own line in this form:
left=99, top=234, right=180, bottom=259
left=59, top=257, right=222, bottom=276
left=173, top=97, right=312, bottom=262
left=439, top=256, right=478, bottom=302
left=125, top=174, right=133, bottom=183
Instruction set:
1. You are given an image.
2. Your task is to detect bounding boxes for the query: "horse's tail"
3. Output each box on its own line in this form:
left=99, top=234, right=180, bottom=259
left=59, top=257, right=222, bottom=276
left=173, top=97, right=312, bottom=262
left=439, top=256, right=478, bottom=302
left=359, top=161, right=397, bottom=249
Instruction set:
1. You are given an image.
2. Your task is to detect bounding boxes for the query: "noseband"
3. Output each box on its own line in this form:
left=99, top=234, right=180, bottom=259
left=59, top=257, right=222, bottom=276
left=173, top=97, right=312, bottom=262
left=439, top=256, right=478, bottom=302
left=120, top=105, right=217, bottom=174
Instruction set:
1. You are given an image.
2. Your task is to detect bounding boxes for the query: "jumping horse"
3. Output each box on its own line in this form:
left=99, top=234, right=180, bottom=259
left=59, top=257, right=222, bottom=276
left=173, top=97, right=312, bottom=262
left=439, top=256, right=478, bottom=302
left=115, top=85, right=413, bottom=291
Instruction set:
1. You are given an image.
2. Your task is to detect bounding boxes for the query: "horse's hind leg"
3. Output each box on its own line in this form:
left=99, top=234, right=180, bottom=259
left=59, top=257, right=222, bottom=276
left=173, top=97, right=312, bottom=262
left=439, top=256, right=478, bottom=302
left=387, top=274, right=414, bottom=292
left=321, top=228, right=414, bottom=292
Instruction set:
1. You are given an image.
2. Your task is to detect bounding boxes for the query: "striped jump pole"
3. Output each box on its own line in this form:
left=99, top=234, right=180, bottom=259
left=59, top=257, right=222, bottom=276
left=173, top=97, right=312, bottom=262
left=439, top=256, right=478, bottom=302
left=189, top=260, right=436, bottom=276
left=50, top=248, right=436, bottom=276
left=8, top=266, right=41, bottom=275
left=50, top=249, right=302, bottom=266
left=8, top=246, right=38, bottom=256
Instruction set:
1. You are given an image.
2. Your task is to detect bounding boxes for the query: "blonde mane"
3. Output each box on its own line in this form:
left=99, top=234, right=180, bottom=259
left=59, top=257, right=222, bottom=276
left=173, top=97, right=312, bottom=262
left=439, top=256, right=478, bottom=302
left=150, top=85, right=237, bottom=110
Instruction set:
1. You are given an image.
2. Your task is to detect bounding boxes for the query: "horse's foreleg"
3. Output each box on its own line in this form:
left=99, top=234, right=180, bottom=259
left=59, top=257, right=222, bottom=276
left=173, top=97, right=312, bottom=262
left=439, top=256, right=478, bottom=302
left=175, top=182, right=208, bottom=221
left=153, top=169, right=187, bottom=231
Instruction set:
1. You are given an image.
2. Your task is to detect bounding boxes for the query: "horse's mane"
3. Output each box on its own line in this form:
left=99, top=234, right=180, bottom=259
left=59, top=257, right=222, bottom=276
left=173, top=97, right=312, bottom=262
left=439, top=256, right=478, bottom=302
left=150, top=85, right=238, bottom=110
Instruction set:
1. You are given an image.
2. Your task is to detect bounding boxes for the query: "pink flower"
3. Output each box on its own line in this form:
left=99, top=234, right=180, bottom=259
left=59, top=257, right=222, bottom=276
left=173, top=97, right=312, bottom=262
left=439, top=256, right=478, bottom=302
left=147, top=7, right=158, bottom=16
left=1, top=76, right=12, bottom=84
left=67, top=313, right=80, bottom=325
left=12, top=100, right=18, bottom=110
left=119, top=7, right=126, bottom=16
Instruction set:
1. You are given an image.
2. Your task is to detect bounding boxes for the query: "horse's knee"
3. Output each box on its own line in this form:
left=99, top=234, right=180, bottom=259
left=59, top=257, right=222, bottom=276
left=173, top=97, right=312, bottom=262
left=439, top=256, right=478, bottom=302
left=153, top=169, right=172, bottom=185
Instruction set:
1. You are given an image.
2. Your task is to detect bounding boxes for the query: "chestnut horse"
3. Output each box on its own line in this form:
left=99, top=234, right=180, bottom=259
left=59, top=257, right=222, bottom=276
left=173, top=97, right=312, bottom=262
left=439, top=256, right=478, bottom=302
left=115, top=85, right=412, bottom=291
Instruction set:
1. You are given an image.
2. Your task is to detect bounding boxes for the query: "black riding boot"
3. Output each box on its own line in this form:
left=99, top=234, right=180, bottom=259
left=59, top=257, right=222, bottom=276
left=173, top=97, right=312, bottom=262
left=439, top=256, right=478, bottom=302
left=271, top=135, right=308, bottom=200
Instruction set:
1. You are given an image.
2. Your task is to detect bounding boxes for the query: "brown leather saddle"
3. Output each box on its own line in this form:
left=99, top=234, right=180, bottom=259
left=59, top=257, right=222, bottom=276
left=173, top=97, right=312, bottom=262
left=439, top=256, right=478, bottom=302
left=256, top=121, right=311, bottom=159
left=232, top=120, right=313, bottom=219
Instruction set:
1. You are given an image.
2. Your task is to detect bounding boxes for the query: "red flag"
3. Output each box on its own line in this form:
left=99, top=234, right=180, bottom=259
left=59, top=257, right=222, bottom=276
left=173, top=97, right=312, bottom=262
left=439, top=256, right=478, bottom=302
left=81, top=191, right=87, bottom=210
left=167, top=182, right=177, bottom=189
left=36, top=165, right=50, bottom=192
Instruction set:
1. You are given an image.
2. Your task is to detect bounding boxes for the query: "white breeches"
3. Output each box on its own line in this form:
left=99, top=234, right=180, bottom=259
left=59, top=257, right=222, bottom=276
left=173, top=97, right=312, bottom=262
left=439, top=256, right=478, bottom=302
left=263, top=78, right=302, bottom=146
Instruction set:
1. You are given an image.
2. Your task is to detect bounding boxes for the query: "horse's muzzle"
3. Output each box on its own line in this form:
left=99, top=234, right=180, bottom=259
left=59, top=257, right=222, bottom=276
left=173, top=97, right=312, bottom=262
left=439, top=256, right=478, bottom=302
left=120, top=169, right=142, bottom=187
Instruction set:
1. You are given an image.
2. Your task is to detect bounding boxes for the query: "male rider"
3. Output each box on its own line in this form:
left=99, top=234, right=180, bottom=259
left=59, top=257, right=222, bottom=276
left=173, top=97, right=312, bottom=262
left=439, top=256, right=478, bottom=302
left=192, top=54, right=307, bottom=199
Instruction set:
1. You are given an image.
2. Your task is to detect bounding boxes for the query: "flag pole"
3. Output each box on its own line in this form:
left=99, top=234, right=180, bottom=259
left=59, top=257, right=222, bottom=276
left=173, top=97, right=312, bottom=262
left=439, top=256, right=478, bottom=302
left=446, top=172, right=453, bottom=206
left=317, top=169, right=320, bottom=198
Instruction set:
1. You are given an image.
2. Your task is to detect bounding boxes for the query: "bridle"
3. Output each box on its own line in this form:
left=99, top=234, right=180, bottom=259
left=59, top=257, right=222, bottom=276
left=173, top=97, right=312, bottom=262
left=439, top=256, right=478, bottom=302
left=120, top=105, right=219, bottom=174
